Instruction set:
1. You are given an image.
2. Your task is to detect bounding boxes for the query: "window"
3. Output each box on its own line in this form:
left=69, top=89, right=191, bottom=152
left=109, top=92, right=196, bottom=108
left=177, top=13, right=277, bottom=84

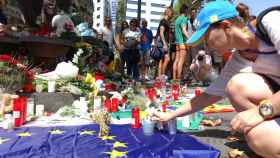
left=97, top=0, right=101, bottom=2
left=151, top=3, right=166, bottom=8
left=97, top=23, right=100, bottom=27
left=97, top=7, right=101, bottom=11
left=150, top=19, right=161, bottom=23
left=127, top=0, right=146, bottom=5
left=127, top=8, right=146, bottom=13
left=97, top=15, right=100, bottom=19
left=150, top=27, right=158, bottom=31
left=151, top=11, right=163, bottom=15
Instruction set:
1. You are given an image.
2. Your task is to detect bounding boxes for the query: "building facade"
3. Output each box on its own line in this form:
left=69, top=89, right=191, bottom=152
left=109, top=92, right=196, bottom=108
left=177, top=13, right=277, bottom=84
left=92, top=0, right=111, bottom=32
left=126, top=0, right=171, bottom=35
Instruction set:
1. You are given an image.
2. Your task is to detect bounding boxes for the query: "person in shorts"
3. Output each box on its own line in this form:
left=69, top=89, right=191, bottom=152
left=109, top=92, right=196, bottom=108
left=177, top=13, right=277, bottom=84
left=173, top=4, right=190, bottom=80
left=140, top=20, right=153, bottom=80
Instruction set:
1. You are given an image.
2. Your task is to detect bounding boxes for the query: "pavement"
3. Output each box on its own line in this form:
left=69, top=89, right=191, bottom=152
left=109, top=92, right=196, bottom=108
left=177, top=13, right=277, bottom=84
left=184, top=86, right=261, bottom=158
left=190, top=112, right=262, bottom=158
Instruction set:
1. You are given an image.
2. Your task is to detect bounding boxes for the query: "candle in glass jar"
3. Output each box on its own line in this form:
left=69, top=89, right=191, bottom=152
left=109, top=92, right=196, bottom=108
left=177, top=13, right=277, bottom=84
left=111, top=98, right=119, bottom=112
left=131, top=107, right=140, bottom=128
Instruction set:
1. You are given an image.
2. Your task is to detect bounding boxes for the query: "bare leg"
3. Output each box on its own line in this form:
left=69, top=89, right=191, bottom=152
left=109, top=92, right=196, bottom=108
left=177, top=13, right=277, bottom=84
left=158, top=59, right=163, bottom=77
left=173, top=50, right=180, bottom=80
left=162, top=53, right=170, bottom=76
left=225, top=73, right=273, bottom=112
left=226, top=72, right=280, bottom=157
left=177, top=49, right=187, bottom=80
left=246, top=120, right=280, bottom=158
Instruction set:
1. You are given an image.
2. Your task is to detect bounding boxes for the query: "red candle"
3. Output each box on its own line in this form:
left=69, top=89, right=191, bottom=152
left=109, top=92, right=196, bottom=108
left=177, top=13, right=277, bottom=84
left=171, top=84, right=180, bottom=100
left=145, top=88, right=155, bottom=101
left=195, top=88, right=202, bottom=96
left=131, top=107, right=140, bottom=128
left=19, top=97, right=27, bottom=123
left=104, top=98, right=111, bottom=112
left=111, top=98, right=119, bottom=112
left=13, top=97, right=24, bottom=127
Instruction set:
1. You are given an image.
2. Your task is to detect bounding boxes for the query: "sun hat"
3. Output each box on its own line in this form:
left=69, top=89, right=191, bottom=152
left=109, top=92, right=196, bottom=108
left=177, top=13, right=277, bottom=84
left=187, top=0, right=238, bottom=46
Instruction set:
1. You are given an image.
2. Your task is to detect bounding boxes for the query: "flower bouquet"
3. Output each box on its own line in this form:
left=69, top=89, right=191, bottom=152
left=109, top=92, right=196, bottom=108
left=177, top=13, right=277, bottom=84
left=0, top=55, right=33, bottom=93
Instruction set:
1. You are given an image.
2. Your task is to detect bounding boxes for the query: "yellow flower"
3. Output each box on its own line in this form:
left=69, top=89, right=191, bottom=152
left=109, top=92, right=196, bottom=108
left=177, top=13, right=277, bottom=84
left=85, top=73, right=95, bottom=84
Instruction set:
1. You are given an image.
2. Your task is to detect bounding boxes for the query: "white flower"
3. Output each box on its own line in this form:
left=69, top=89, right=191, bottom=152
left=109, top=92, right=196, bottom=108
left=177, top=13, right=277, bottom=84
left=77, top=49, right=84, bottom=56
left=72, top=55, right=79, bottom=64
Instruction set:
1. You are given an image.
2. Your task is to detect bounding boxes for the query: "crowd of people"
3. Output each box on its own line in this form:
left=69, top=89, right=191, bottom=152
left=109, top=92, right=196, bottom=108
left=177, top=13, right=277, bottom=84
left=151, top=1, right=280, bottom=158
left=105, top=4, right=232, bottom=83
left=1, top=1, right=280, bottom=157
left=95, top=1, right=280, bottom=158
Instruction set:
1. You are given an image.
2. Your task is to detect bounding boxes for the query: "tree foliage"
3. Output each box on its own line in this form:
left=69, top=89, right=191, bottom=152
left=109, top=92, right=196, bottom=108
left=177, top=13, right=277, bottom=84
left=174, top=0, right=204, bottom=15
left=116, top=0, right=126, bottom=23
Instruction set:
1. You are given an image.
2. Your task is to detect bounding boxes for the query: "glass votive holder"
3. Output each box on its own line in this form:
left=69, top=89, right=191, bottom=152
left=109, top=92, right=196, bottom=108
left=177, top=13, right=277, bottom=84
left=167, top=118, right=177, bottom=135
left=142, top=119, right=156, bottom=136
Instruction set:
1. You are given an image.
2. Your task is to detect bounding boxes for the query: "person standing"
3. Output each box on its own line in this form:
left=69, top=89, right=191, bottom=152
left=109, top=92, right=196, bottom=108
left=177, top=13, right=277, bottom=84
left=140, top=19, right=153, bottom=80
left=173, top=4, right=190, bottom=80
left=101, top=16, right=114, bottom=51
left=122, top=19, right=142, bottom=79
left=156, top=7, right=174, bottom=78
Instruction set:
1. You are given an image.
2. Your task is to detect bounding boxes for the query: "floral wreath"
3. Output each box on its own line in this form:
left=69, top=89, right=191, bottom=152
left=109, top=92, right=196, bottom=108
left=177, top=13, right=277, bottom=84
left=0, top=54, right=34, bottom=82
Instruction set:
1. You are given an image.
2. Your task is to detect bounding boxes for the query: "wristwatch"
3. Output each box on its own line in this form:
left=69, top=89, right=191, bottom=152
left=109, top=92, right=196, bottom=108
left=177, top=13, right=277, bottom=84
left=259, top=99, right=274, bottom=120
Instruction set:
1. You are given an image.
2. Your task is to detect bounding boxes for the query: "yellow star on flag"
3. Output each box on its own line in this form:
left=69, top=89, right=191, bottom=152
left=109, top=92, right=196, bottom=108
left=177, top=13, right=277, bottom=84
left=79, top=130, right=95, bottom=136
left=104, top=150, right=128, bottom=158
left=17, top=132, right=32, bottom=137
left=113, top=141, right=127, bottom=148
left=0, top=137, right=9, bottom=144
left=99, top=135, right=115, bottom=140
left=49, top=129, right=65, bottom=135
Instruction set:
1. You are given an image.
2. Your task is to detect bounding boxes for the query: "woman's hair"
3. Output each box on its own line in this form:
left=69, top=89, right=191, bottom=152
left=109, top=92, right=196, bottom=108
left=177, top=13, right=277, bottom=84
left=121, top=21, right=128, bottom=30
left=164, top=6, right=174, bottom=16
left=236, top=3, right=250, bottom=23
left=129, top=18, right=138, bottom=25
left=180, top=4, right=189, bottom=14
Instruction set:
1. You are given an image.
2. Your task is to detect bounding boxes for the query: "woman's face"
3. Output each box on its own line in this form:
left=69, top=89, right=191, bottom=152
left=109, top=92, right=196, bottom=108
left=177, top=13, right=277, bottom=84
left=165, top=8, right=173, bottom=19
left=129, top=22, right=137, bottom=31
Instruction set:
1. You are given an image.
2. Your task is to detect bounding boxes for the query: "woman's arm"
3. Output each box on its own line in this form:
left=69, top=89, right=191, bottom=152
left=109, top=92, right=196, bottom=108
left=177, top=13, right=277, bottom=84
left=159, top=26, right=167, bottom=46
left=181, top=24, right=190, bottom=39
left=153, top=92, right=222, bottom=121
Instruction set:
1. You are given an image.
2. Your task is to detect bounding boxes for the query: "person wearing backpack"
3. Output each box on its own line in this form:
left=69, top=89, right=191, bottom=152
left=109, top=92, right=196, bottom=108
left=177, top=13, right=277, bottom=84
left=152, top=1, right=280, bottom=157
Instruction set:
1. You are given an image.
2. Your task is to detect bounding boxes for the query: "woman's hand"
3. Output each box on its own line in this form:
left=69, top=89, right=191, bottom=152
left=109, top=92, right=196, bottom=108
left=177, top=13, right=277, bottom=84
left=230, top=107, right=264, bottom=134
left=151, top=111, right=173, bottom=122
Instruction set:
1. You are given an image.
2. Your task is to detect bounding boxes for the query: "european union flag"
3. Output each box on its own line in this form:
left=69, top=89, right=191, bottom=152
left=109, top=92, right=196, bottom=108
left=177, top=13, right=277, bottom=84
left=0, top=124, right=219, bottom=158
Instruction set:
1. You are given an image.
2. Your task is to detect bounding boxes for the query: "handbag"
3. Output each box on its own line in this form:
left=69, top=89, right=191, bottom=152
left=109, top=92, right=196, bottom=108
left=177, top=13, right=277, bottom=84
left=150, top=37, right=164, bottom=61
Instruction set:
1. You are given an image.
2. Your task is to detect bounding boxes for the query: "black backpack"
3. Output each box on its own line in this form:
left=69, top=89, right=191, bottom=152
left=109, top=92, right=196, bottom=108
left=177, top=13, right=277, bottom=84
left=255, top=6, right=280, bottom=46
